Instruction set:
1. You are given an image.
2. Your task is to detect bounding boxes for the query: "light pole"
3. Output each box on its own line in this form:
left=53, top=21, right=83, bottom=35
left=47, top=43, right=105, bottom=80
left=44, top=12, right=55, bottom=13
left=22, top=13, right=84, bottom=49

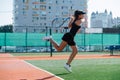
left=50, top=18, right=58, bottom=57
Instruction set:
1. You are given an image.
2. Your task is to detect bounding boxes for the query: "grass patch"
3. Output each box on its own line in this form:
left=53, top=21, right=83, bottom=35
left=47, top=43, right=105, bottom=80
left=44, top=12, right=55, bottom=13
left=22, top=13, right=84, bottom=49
left=27, top=58, right=120, bottom=80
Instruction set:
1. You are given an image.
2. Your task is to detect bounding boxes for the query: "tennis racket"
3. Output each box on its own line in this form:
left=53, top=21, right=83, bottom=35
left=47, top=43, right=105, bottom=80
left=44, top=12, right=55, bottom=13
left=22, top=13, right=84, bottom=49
left=52, top=17, right=70, bottom=28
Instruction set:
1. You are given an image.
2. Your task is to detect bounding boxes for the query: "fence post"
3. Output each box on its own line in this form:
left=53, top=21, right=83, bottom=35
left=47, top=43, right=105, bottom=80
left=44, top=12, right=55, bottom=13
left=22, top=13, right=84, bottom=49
left=118, top=33, right=120, bottom=45
left=45, top=27, right=48, bottom=52
left=101, top=33, right=104, bottom=51
left=25, top=28, right=28, bottom=53
left=4, top=31, right=6, bottom=53
left=49, top=28, right=52, bottom=57
left=83, top=27, right=86, bottom=51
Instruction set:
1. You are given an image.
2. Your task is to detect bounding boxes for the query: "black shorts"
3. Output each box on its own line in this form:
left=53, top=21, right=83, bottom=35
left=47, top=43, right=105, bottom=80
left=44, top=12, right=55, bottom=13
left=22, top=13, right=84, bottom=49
left=62, top=33, right=76, bottom=46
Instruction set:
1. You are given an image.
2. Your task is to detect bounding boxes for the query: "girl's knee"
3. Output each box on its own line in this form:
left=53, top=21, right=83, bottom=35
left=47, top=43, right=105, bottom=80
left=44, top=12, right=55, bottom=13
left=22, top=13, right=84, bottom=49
left=73, top=49, right=78, bottom=54
left=75, top=50, right=78, bottom=54
left=71, top=46, right=78, bottom=53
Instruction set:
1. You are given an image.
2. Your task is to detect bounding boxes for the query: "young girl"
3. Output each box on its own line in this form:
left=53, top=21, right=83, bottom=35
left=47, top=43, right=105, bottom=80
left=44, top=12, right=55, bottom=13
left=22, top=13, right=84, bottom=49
left=43, top=10, right=85, bottom=72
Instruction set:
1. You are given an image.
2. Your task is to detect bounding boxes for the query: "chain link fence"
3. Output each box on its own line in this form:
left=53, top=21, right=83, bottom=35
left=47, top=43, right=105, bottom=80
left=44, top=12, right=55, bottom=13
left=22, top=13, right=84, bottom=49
left=0, top=27, right=120, bottom=53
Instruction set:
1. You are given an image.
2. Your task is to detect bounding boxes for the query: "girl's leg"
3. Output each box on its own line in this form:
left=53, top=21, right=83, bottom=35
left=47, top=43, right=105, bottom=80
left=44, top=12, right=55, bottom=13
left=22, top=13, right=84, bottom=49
left=66, top=46, right=78, bottom=65
left=64, top=46, right=78, bottom=72
left=49, top=39, right=67, bottom=51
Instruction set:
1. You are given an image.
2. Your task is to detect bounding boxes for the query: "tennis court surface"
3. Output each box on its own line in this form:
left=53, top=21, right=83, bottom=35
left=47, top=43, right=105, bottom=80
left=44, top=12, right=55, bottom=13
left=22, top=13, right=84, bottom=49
left=0, top=53, right=120, bottom=80
left=0, top=54, right=63, bottom=80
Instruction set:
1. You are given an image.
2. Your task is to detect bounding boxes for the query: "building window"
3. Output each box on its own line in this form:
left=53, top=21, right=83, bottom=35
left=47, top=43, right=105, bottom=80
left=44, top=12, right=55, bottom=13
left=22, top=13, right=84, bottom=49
left=48, top=6, right=51, bottom=9
left=23, top=5, right=29, bottom=10
left=44, top=23, right=46, bottom=25
left=41, top=11, right=46, bottom=16
left=61, top=6, right=68, bottom=10
left=63, top=0, right=64, bottom=3
left=32, top=0, right=40, bottom=4
left=35, top=0, right=39, bottom=2
left=56, top=1, right=58, bottom=4
left=33, top=11, right=39, bottom=14
left=15, top=17, right=18, bottom=20
left=40, top=17, right=46, bottom=20
left=48, top=1, right=52, bottom=4
left=15, top=5, right=18, bottom=9
left=23, top=11, right=27, bottom=15
left=23, top=0, right=25, bottom=3
left=40, top=0, right=46, bottom=4
left=40, top=0, right=46, bottom=2
left=32, top=5, right=39, bottom=10
left=33, top=5, right=37, bottom=8
left=23, top=0, right=28, bottom=3
left=62, top=12, right=68, bottom=16
left=15, top=11, right=18, bottom=14
left=32, top=11, right=39, bottom=16
left=33, top=17, right=39, bottom=20
left=32, top=17, right=39, bottom=22
left=40, top=5, right=46, bottom=10
left=61, top=6, right=63, bottom=9
left=40, top=23, right=42, bottom=25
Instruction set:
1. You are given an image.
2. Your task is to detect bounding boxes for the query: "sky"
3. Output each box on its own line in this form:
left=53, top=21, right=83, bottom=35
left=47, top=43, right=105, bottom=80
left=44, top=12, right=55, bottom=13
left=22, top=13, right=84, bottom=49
left=0, top=0, right=13, bottom=26
left=88, top=0, right=120, bottom=17
left=0, top=0, right=120, bottom=26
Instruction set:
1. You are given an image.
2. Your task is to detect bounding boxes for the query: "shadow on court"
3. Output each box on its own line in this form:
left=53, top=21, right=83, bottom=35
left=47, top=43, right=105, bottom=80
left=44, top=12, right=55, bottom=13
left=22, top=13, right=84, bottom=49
left=55, top=72, right=70, bottom=76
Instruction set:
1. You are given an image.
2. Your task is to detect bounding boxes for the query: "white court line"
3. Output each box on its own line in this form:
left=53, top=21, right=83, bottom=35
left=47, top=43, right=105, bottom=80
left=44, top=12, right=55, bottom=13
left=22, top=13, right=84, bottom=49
left=9, top=54, right=64, bottom=80
left=23, top=60, right=64, bottom=80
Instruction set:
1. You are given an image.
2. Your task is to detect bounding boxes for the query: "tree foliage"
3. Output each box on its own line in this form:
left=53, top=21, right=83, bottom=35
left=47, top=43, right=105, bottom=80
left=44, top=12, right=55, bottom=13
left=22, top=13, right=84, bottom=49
left=0, top=25, right=13, bottom=33
left=113, top=24, right=120, bottom=28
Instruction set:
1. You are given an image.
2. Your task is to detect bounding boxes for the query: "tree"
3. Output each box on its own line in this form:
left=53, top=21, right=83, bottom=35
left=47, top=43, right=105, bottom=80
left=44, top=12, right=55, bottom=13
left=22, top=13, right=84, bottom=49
left=0, top=25, right=13, bottom=33
left=113, top=24, right=120, bottom=28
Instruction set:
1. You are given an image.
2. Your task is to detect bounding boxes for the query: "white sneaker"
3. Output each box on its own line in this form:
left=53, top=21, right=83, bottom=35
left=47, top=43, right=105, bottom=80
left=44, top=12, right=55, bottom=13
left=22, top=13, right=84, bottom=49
left=64, top=64, right=72, bottom=72
left=43, top=36, right=52, bottom=41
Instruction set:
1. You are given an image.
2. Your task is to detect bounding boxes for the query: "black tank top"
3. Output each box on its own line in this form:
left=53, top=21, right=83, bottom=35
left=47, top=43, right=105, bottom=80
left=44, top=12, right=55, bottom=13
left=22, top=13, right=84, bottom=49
left=70, top=20, right=81, bottom=37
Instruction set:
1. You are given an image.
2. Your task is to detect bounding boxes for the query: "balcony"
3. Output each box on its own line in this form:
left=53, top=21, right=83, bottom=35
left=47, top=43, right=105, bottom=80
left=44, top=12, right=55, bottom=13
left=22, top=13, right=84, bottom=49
left=40, top=8, right=46, bottom=11
left=23, top=8, right=29, bottom=10
left=40, top=2, right=46, bottom=4
left=32, top=2, right=40, bottom=4
left=32, top=14, right=39, bottom=16
left=32, top=8, right=39, bottom=10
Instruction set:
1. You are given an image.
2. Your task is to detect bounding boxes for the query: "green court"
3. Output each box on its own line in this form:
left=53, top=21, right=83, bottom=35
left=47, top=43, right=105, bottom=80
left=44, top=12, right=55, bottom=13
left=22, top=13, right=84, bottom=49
left=27, top=59, right=120, bottom=80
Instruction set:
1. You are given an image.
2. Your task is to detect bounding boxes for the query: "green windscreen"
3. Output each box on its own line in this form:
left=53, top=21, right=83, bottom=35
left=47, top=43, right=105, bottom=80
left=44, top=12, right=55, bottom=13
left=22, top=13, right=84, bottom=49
left=0, top=33, right=120, bottom=46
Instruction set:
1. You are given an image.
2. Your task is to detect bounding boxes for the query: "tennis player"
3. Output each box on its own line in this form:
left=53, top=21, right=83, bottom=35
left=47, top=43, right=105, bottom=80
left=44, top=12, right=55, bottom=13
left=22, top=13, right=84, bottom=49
left=43, top=10, right=86, bottom=72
